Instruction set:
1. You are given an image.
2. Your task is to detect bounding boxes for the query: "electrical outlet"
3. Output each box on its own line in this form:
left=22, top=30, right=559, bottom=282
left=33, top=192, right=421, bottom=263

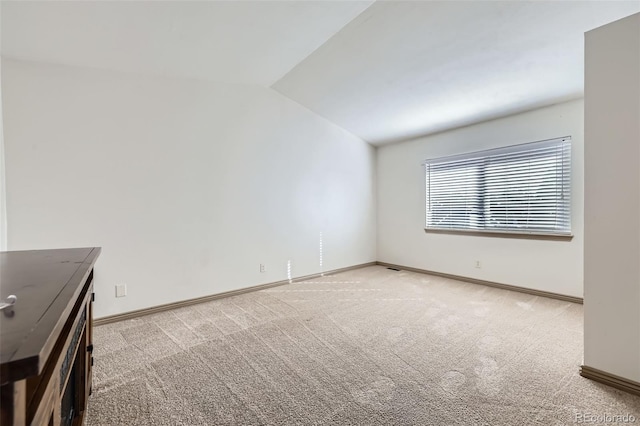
left=260, top=264, right=266, bottom=273
left=475, top=260, right=481, bottom=269
left=115, top=284, right=127, bottom=298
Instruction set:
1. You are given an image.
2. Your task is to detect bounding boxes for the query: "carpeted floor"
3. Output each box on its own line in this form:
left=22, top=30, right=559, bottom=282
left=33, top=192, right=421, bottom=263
left=86, top=266, right=640, bottom=425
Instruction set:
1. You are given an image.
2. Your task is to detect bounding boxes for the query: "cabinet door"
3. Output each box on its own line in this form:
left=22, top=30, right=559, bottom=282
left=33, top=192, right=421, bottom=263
left=0, top=380, right=26, bottom=426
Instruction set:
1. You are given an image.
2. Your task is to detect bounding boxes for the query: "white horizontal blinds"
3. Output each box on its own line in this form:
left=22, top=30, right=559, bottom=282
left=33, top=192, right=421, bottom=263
left=484, top=140, right=571, bottom=232
left=425, top=161, right=482, bottom=229
left=424, top=137, right=571, bottom=235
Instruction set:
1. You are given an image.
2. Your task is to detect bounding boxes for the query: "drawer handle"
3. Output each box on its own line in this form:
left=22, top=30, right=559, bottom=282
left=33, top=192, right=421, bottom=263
left=0, top=295, right=17, bottom=311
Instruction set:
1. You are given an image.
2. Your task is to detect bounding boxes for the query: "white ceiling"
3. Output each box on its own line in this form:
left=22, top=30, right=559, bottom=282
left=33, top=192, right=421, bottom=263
left=274, top=1, right=640, bottom=145
left=2, top=1, right=639, bottom=145
left=0, top=1, right=372, bottom=86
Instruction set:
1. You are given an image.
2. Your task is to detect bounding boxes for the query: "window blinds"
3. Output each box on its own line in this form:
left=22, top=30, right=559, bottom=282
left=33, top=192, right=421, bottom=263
left=424, top=137, right=571, bottom=235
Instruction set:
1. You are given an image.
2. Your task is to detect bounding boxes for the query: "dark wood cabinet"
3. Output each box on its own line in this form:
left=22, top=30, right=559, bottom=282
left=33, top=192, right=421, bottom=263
left=1, top=248, right=101, bottom=426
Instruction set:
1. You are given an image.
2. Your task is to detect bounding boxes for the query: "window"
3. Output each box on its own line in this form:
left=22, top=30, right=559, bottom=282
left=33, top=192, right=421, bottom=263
left=424, top=137, right=571, bottom=236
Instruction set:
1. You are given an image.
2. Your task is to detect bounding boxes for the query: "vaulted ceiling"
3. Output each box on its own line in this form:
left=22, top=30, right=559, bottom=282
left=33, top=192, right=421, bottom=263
left=0, top=1, right=372, bottom=86
left=2, top=1, right=639, bottom=145
left=274, top=1, right=640, bottom=144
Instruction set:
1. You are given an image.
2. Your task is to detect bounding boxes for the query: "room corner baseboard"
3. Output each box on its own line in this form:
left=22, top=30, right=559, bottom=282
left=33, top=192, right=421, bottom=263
left=580, top=365, right=640, bottom=396
left=376, top=261, right=583, bottom=304
left=94, top=261, right=376, bottom=326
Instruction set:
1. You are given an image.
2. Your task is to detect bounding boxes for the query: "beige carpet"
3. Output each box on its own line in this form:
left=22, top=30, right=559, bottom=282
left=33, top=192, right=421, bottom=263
left=86, top=266, right=640, bottom=425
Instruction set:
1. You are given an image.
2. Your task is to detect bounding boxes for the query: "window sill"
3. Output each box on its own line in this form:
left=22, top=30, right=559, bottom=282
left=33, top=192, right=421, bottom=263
left=423, top=228, right=574, bottom=241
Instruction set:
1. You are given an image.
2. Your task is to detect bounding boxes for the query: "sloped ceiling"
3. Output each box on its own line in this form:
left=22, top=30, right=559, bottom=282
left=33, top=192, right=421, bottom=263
left=273, top=1, right=640, bottom=145
left=0, top=1, right=372, bottom=86
left=2, top=1, right=639, bottom=145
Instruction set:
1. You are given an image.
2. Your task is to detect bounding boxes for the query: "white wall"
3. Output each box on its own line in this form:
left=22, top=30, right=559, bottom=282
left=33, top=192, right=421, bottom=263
left=0, top=55, right=6, bottom=252
left=377, top=99, right=584, bottom=297
left=2, top=59, right=377, bottom=318
left=0, top=2, right=6, bottom=251
left=584, top=13, right=640, bottom=382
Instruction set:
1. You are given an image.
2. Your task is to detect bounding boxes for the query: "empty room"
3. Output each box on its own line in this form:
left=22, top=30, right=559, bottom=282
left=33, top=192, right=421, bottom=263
left=1, top=1, right=640, bottom=425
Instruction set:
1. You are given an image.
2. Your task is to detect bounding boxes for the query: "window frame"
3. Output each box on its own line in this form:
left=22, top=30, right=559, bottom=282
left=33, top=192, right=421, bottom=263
left=423, top=136, right=573, bottom=240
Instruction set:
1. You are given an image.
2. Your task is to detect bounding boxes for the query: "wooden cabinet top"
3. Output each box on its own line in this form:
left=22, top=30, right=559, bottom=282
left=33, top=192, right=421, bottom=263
left=0, top=247, right=101, bottom=383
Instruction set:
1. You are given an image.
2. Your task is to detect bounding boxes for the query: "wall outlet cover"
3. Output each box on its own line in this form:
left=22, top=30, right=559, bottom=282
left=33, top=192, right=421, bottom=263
left=115, top=284, right=127, bottom=298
